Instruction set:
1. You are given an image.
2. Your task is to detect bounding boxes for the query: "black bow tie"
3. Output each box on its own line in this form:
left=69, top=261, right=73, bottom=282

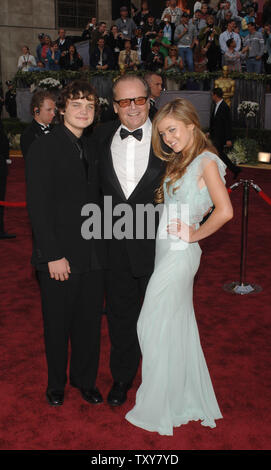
left=120, top=127, right=143, bottom=141
left=40, top=125, right=50, bottom=135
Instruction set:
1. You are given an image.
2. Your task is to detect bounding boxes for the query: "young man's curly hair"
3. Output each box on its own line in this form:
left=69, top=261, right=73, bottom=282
left=56, top=80, right=100, bottom=127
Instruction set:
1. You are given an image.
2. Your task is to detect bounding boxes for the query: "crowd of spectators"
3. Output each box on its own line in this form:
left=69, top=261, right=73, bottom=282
left=17, top=29, right=84, bottom=73
left=16, top=0, right=271, bottom=75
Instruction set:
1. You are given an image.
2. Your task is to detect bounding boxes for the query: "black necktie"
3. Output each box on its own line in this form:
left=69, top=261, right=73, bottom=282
left=75, top=138, right=88, bottom=175
left=120, top=128, right=143, bottom=141
left=125, top=52, right=131, bottom=65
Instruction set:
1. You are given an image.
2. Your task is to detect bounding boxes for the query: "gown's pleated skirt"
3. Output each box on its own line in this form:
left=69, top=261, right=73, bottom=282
left=125, top=236, right=223, bottom=436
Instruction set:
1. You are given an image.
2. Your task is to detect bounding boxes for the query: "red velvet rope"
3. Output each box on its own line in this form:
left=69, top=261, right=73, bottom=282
left=0, top=201, right=26, bottom=207
left=258, top=191, right=271, bottom=206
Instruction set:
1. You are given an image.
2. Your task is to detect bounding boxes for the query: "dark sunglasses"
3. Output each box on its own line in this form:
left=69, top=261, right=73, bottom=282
left=114, top=96, right=148, bottom=108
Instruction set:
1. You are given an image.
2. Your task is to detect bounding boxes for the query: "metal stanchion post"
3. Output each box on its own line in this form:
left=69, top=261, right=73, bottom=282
left=223, top=179, right=262, bottom=295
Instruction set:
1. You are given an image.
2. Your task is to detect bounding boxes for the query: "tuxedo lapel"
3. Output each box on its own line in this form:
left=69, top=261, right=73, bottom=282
left=108, top=147, right=127, bottom=201
left=214, top=100, right=226, bottom=120
left=211, top=104, right=216, bottom=119
left=128, top=146, right=163, bottom=202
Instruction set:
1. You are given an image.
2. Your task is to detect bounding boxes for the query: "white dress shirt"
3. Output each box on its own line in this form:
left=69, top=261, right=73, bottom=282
left=214, top=99, right=223, bottom=116
left=111, top=118, right=152, bottom=199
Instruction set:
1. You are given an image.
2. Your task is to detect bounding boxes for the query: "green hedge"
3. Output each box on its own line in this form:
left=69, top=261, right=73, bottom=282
left=232, top=128, right=271, bottom=153
left=2, top=118, right=29, bottom=136
left=12, top=69, right=271, bottom=89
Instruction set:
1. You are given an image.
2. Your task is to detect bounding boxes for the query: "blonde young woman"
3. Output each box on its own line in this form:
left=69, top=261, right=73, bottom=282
left=126, top=98, right=233, bottom=436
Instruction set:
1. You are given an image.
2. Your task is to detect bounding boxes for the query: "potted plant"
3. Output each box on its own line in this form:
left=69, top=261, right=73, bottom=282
left=237, top=100, right=259, bottom=138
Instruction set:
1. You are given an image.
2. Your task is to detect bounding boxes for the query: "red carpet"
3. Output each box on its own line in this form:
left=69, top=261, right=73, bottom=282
left=0, top=158, right=271, bottom=451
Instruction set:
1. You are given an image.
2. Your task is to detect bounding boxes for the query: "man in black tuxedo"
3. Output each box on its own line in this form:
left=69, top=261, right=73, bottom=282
left=89, top=75, right=165, bottom=406
left=144, top=72, right=163, bottom=119
left=209, top=87, right=240, bottom=178
left=20, top=90, right=56, bottom=159
left=25, top=81, right=104, bottom=407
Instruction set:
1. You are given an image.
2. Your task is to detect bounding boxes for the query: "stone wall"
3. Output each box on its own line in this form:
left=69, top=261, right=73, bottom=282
left=0, top=0, right=57, bottom=87
left=0, top=0, right=113, bottom=116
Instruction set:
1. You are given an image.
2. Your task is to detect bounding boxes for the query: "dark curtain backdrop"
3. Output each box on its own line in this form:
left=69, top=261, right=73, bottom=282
left=231, top=79, right=265, bottom=129
left=197, top=78, right=265, bottom=128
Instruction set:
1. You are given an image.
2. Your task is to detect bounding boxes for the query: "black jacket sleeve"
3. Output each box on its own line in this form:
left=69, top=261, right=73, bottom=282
left=25, top=138, right=64, bottom=263
left=0, top=121, right=9, bottom=159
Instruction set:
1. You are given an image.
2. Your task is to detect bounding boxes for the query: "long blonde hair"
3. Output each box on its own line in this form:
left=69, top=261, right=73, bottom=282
left=152, top=98, right=217, bottom=203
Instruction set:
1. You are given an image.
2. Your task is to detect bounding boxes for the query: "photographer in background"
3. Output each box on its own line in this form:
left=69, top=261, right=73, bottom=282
left=56, top=29, right=73, bottom=56
left=89, top=22, right=109, bottom=55
left=108, top=25, right=125, bottom=68
left=198, top=15, right=221, bottom=71
left=189, top=10, right=207, bottom=37
left=81, top=17, right=98, bottom=41
left=89, top=37, right=115, bottom=71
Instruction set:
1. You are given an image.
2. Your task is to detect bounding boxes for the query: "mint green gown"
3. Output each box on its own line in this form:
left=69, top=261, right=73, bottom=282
left=125, top=152, right=225, bottom=435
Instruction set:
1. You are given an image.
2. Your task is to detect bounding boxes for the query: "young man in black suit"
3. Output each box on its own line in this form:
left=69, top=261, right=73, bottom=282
left=25, top=81, right=104, bottom=407
left=20, top=90, right=56, bottom=159
left=209, top=87, right=241, bottom=178
left=89, top=75, right=165, bottom=406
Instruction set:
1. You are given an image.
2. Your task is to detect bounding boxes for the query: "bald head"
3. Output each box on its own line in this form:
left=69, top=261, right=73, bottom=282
left=144, top=73, right=163, bottom=100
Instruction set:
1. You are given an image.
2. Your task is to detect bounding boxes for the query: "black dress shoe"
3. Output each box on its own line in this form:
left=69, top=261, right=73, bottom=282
left=0, top=232, right=16, bottom=239
left=70, top=382, right=103, bottom=404
left=46, top=389, right=64, bottom=406
left=80, top=388, right=103, bottom=404
left=107, top=381, right=132, bottom=406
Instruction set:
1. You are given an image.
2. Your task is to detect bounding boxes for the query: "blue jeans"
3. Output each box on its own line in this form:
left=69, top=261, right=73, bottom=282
left=246, top=57, right=262, bottom=73
left=178, top=47, right=194, bottom=72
